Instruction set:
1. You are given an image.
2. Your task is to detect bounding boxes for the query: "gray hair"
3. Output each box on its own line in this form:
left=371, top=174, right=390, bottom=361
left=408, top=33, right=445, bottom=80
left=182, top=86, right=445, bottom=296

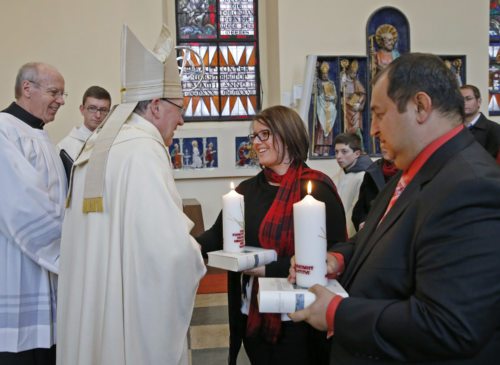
left=15, top=62, right=41, bottom=99
left=134, top=100, right=152, bottom=116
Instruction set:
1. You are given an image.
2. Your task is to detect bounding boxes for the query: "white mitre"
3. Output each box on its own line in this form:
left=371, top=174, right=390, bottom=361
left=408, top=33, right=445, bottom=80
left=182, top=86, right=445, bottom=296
left=70, top=24, right=183, bottom=213
left=121, top=24, right=183, bottom=102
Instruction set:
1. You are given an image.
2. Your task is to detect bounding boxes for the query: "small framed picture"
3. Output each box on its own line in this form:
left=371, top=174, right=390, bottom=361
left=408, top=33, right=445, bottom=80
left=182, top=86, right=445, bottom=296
left=172, top=121, right=259, bottom=179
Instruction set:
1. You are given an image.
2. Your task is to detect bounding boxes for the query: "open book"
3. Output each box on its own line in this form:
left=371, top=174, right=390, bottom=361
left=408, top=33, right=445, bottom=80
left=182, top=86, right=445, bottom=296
left=258, top=277, right=348, bottom=313
left=207, top=247, right=277, bottom=272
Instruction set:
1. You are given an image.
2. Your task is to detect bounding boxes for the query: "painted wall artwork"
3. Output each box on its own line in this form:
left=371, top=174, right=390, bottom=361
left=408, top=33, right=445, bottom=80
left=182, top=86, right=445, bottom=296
left=171, top=123, right=260, bottom=179
left=298, top=6, right=410, bottom=158
left=366, top=7, right=410, bottom=82
left=310, top=57, right=340, bottom=158
left=170, top=136, right=219, bottom=170
left=303, top=56, right=370, bottom=158
left=366, top=6, right=410, bottom=155
left=439, top=55, right=466, bottom=87
left=235, top=136, right=257, bottom=168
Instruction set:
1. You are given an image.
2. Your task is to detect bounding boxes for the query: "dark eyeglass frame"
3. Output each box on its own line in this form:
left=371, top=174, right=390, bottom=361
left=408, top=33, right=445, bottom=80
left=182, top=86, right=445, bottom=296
left=248, top=129, right=272, bottom=143
left=161, top=98, right=186, bottom=116
left=85, top=105, right=110, bottom=115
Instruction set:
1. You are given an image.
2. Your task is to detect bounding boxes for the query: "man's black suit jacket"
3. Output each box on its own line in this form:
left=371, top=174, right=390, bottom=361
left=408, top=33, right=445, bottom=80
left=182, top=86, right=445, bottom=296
left=330, top=129, right=500, bottom=364
left=351, top=159, right=388, bottom=231
left=468, top=112, right=500, bottom=160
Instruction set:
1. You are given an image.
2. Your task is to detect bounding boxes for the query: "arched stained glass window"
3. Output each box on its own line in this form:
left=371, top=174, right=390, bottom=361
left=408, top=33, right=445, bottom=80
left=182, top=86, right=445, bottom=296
left=176, top=0, right=260, bottom=121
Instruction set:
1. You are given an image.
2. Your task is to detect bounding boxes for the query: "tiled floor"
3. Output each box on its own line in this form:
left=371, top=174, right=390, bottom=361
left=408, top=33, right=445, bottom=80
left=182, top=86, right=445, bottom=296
left=188, top=293, right=251, bottom=365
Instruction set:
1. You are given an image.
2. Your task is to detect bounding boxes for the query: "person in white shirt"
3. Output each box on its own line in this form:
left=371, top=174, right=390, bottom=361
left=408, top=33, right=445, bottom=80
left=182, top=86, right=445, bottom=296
left=57, top=85, right=111, bottom=160
left=0, top=62, right=67, bottom=365
left=333, top=133, right=372, bottom=237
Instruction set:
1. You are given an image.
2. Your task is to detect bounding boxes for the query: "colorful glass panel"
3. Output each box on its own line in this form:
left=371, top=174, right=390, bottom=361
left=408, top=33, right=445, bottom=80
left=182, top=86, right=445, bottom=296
left=177, top=0, right=217, bottom=40
left=176, top=0, right=259, bottom=121
left=219, top=0, right=255, bottom=38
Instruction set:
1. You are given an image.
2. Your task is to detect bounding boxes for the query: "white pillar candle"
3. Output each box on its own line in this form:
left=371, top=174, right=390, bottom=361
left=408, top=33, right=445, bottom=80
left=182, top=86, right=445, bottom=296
left=222, top=182, right=245, bottom=253
left=293, top=181, right=327, bottom=288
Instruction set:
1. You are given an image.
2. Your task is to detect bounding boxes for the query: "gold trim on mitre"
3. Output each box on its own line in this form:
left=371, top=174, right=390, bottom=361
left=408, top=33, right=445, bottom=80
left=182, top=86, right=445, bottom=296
left=121, top=24, right=183, bottom=103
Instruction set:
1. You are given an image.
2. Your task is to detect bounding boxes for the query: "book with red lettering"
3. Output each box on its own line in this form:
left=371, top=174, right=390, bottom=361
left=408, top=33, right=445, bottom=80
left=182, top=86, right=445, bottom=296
left=207, top=247, right=277, bottom=272
left=258, top=277, right=348, bottom=313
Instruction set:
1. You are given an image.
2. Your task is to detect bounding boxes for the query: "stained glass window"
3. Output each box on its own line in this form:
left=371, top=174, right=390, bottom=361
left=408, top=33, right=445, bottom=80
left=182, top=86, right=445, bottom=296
left=176, top=0, right=260, bottom=121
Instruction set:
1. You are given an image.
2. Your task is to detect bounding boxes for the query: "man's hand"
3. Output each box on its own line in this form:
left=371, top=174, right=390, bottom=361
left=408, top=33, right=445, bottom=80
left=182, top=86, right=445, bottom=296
left=288, top=285, right=335, bottom=331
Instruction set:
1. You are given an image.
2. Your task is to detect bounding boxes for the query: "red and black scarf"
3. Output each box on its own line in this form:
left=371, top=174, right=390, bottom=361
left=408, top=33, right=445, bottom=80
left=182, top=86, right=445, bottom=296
left=245, top=162, right=337, bottom=343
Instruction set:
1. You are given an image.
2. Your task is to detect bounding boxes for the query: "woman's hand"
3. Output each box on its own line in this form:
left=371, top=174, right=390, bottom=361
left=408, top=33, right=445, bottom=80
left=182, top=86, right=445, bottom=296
left=288, top=256, right=297, bottom=284
left=243, top=265, right=265, bottom=277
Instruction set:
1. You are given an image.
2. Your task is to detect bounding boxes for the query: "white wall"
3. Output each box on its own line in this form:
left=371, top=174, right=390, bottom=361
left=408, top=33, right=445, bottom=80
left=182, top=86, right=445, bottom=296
left=0, top=0, right=165, bottom=143
left=0, top=0, right=492, bottom=228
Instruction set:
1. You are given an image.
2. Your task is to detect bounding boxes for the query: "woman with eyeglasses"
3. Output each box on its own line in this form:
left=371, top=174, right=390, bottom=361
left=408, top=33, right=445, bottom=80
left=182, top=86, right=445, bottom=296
left=196, top=105, right=347, bottom=365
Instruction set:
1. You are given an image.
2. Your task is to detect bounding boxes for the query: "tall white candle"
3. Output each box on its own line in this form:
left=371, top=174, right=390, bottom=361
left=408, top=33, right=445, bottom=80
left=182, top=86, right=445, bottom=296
left=222, top=182, right=245, bottom=253
left=293, top=181, right=327, bottom=288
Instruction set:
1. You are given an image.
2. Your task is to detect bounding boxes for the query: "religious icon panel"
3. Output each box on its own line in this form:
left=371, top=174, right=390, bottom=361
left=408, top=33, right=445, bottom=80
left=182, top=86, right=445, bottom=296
left=438, top=55, right=466, bottom=88
left=301, top=56, right=373, bottom=158
left=170, top=136, right=219, bottom=169
left=235, top=136, right=257, bottom=168
left=366, top=7, right=410, bottom=81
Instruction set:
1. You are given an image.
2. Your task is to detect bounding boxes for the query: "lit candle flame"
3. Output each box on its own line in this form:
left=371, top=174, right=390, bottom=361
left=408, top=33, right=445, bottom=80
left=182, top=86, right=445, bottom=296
left=230, top=181, right=235, bottom=190
left=307, top=181, right=312, bottom=195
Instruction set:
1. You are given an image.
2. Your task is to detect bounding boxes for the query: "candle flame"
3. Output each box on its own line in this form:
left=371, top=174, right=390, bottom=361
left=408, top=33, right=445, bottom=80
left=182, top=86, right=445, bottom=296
left=230, top=181, right=235, bottom=190
left=307, top=181, right=312, bottom=194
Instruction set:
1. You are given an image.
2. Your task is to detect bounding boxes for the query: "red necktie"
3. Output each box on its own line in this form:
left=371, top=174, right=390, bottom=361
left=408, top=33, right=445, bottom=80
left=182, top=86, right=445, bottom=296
left=379, top=175, right=407, bottom=223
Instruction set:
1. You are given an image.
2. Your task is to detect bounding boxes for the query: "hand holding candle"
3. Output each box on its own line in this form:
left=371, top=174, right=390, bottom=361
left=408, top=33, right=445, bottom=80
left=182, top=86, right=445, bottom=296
left=293, top=181, right=327, bottom=288
left=222, top=182, right=245, bottom=253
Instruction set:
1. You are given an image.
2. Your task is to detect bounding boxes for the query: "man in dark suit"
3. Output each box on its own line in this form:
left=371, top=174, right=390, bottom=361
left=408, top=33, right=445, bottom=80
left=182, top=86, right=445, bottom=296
left=460, top=84, right=500, bottom=163
left=289, top=53, right=500, bottom=364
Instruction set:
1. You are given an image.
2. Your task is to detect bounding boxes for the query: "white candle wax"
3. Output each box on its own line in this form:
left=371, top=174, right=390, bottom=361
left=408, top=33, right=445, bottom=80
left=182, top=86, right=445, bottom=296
left=293, top=193, right=327, bottom=288
left=222, top=185, right=245, bottom=253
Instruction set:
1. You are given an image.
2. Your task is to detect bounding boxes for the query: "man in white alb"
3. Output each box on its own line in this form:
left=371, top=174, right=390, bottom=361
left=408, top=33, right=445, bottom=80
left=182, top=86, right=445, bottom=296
left=56, top=25, right=206, bottom=365
left=0, top=62, right=67, bottom=365
left=58, top=85, right=111, bottom=160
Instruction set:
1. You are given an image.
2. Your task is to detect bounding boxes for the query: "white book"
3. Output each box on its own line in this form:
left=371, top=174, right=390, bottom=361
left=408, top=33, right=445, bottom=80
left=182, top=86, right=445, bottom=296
left=207, top=247, right=277, bottom=272
left=258, top=277, right=349, bottom=313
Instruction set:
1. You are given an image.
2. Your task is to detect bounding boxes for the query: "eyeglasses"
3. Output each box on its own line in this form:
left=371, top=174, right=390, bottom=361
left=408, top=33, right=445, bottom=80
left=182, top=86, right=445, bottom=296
left=161, top=98, right=185, bottom=116
left=248, top=129, right=271, bottom=143
left=28, top=80, right=68, bottom=100
left=86, top=105, right=110, bottom=115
